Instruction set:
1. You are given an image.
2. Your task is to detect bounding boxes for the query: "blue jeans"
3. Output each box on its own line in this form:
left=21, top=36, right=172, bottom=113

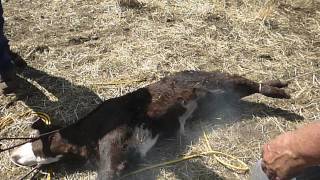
left=0, top=1, right=13, bottom=73
left=250, top=160, right=320, bottom=180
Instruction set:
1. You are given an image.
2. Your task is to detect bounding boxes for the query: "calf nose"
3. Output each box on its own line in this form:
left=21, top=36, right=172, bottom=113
left=10, top=154, right=20, bottom=164
left=9, top=143, right=37, bottom=166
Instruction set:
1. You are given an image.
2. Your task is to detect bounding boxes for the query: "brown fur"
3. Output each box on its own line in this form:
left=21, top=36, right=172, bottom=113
left=146, top=71, right=289, bottom=118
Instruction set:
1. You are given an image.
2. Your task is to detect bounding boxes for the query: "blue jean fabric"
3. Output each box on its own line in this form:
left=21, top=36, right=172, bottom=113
left=0, top=1, right=13, bottom=73
left=250, top=159, right=320, bottom=180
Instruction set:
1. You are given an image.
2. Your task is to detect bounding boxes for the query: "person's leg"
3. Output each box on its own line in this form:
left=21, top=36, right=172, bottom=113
left=250, top=159, right=320, bottom=180
left=295, top=166, right=320, bottom=180
left=250, top=160, right=270, bottom=180
left=0, top=1, right=17, bottom=94
left=0, top=1, right=12, bottom=72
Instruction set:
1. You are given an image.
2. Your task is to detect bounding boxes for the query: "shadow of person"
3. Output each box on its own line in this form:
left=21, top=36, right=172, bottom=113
left=238, top=100, right=304, bottom=121
left=13, top=65, right=102, bottom=125
left=174, top=160, right=225, bottom=180
left=120, top=157, right=224, bottom=180
left=193, top=98, right=304, bottom=124
left=7, top=55, right=102, bottom=177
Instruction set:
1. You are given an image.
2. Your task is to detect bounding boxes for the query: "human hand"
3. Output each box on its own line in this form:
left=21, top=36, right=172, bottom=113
left=261, top=132, right=308, bottom=180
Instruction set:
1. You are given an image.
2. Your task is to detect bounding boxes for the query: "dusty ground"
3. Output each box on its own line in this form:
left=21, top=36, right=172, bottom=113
left=0, top=0, right=319, bottom=179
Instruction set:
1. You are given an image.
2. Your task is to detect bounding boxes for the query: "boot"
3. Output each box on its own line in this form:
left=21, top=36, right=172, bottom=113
left=0, top=67, right=18, bottom=95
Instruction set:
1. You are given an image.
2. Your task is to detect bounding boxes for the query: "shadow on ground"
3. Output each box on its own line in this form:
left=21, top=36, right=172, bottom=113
left=12, top=65, right=102, bottom=126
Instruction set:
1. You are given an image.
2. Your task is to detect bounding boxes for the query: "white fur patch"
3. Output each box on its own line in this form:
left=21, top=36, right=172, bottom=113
left=36, top=155, right=63, bottom=165
left=10, top=143, right=37, bottom=166
left=10, top=143, right=62, bottom=166
left=133, top=126, right=159, bottom=157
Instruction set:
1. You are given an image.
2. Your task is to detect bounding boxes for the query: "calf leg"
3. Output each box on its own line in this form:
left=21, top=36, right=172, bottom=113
left=220, top=76, right=290, bottom=99
left=259, top=84, right=290, bottom=99
left=264, top=80, right=289, bottom=88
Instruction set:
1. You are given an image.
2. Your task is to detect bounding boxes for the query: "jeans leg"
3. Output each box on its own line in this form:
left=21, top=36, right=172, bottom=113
left=250, top=159, right=320, bottom=180
left=250, top=160, right=270, bottom=180
left=295, top=166, right=320, bottom=180
left=0, top=1, right=13, bottom=73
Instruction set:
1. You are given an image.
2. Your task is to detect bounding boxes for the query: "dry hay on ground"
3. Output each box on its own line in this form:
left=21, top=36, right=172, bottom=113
left=0, top=0, right=319, bottom=179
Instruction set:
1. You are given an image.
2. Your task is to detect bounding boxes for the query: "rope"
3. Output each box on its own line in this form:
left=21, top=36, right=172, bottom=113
left=202, top=130, right=249, bottom=172
left=0, top=117, right=14, bottom=130
left=120, top=150, right=249, bottom=179
left=120, top=130, right=249, bottom=179
left=34, top=112, right=51, bottom=125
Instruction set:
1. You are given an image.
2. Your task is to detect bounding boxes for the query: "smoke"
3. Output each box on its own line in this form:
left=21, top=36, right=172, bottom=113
left=192, top=89, right=242, bottom=124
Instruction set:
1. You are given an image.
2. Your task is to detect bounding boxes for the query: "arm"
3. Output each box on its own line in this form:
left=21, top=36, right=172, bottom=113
left=262, top=121, right=320, bottom=180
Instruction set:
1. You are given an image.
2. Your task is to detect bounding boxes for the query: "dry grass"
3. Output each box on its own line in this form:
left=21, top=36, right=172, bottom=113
left=0, top=0, right=319, bottom=179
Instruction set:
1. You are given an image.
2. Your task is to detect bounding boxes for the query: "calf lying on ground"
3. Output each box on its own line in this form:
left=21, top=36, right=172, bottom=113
left=9, top=70, right=290, bottom=179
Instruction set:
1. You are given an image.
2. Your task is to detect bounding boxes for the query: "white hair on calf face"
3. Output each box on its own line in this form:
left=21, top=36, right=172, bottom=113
left=10, top=143, right=37, bottom=166
left=36, top=155, right=63, bottom=165
left=10, top=143, right=62, bottom=166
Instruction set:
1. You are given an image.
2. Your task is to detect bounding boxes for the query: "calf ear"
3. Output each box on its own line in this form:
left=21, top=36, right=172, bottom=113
left=31, top=118, right=62, bottom=133
left=31, top=118, right=48, bottom=130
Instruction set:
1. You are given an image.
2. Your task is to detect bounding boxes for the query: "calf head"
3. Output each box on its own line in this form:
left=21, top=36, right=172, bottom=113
left=10, top=119, right=90, bottom=167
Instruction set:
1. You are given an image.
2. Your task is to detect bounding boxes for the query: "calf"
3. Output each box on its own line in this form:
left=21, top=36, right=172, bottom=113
left=9, top=70, right=290, bottom=179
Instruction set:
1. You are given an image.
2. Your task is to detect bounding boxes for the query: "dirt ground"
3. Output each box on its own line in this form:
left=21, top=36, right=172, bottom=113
left=0, top=0, right=319, bottom=179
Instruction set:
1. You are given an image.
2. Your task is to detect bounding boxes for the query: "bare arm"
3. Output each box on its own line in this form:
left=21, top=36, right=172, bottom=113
left=262, top=121, right=320, bottom=180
